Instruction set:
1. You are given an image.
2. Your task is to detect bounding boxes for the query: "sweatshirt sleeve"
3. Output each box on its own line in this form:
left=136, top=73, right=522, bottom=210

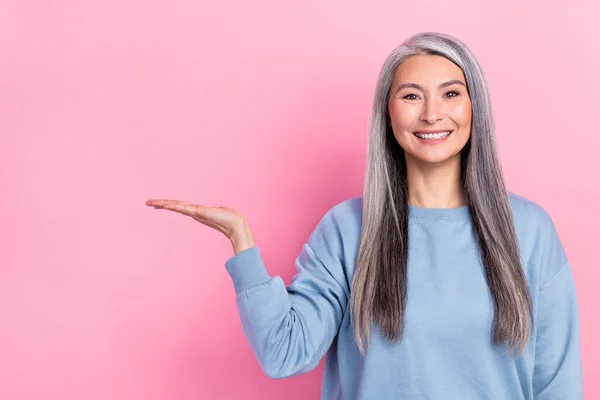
left=224, top=208, right=350, bottom=379
left=532, top=213, right=583, bottom=399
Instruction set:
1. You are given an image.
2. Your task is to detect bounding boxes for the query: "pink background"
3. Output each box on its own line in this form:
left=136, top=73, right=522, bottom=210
left=1, top=0, right=598, bottom=398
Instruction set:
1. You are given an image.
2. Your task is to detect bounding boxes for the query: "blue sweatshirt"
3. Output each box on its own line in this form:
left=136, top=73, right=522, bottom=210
left=224, top=192, right=583, bottom=399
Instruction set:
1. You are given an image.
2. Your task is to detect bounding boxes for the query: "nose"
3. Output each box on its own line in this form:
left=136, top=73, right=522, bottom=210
left=420, top=97, right=444, bottom=124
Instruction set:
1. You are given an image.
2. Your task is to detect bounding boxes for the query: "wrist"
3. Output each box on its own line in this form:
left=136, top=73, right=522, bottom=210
left=230, top=224, right=255, bottom=255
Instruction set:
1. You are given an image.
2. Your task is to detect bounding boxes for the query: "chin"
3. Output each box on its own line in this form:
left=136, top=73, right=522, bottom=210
left=408, top=150, right=462, bottom=166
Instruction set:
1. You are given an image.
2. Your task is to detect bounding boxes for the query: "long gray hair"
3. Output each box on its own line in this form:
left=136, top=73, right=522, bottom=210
left=350, top=32, right=533, bottom=356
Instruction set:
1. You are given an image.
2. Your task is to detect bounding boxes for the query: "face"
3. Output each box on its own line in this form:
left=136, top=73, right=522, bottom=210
left=387, top=54, right=472, bottom=167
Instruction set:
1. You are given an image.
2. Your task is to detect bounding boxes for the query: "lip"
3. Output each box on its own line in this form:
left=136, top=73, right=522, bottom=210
left=413, top=129, right=454, bottom=134
left=412, top=129, right=454, bottom=144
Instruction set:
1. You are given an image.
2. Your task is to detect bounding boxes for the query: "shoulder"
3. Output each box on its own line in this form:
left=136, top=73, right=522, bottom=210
left=508, top=191, right=553, bottom=227
left=508, top=191, right=560, bottom=240
left=306, top=196, right=363, bottom=259
left=507, top=191, right=568, bottom=285
left=315, top=196, right=363, bottom=230
left=329, top=196, right=363, bottom=219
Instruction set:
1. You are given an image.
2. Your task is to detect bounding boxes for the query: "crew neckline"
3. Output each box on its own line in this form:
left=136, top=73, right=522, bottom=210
left=408, top=203, right=470, bottom=221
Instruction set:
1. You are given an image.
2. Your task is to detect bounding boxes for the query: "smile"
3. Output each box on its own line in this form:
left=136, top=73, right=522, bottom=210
left=413, top=131, right=453, bottom=140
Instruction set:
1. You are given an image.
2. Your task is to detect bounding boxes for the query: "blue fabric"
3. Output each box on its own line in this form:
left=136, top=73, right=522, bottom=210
left=224, top=192, right=583, bottom=399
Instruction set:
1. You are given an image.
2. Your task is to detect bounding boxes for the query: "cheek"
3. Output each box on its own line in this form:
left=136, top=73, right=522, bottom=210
left=449, top=101, right=472, bottom=125
left=388, top=103, right=419, bottom=130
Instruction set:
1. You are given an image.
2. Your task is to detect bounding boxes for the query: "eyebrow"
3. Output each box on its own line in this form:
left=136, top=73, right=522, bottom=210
left=395, top=79, right=467, bottom=93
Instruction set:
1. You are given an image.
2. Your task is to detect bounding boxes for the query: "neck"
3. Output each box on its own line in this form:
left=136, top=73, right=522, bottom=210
left=405, top=153, right=466, bottom=209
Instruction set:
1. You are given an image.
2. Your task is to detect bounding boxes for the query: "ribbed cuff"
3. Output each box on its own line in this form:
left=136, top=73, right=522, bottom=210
left=224, top=246, right=272, bottom=294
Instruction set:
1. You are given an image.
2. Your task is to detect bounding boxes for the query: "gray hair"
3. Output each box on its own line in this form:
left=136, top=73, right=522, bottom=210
left=350, top=31, right=533, bottom=356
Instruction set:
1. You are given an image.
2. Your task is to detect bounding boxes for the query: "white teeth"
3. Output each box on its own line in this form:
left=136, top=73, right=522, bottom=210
left=414, top=131, right=451, bottom=140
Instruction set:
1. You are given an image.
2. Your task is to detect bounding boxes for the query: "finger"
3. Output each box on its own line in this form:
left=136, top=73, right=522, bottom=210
left=146, top=199, right=181, bottom=207
left=162, top=201, right=199, bottom=217
left=147, top=199, right=193, bottom=212
left=147, top=200, right=215, bottom=222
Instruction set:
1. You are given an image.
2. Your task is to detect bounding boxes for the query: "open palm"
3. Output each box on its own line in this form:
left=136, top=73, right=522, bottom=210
left=145, top=199, right=247, bottom=239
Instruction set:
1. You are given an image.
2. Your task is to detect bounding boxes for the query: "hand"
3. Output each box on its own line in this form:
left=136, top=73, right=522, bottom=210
left=145, top=199, right=255, bottom=254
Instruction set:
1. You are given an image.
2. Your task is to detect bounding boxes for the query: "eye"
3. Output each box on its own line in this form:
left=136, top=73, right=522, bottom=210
left=403, top=93, right=419, bottom=100
left=445, top=91, right=460, bottom=98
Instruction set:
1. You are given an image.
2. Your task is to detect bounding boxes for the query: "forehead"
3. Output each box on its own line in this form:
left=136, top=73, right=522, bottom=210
left=393, top=54, right=466, bottom=85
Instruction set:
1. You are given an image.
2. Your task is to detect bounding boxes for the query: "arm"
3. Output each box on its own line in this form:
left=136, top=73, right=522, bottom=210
left=224, top=209, right=350, bottom=379
left=145, top=197, right=351, bottom=379
left=532, top=263, right=583, bottom=398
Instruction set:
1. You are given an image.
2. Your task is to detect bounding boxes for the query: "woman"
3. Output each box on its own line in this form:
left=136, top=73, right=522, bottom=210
left=146, top=32, right=583, bottom=399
